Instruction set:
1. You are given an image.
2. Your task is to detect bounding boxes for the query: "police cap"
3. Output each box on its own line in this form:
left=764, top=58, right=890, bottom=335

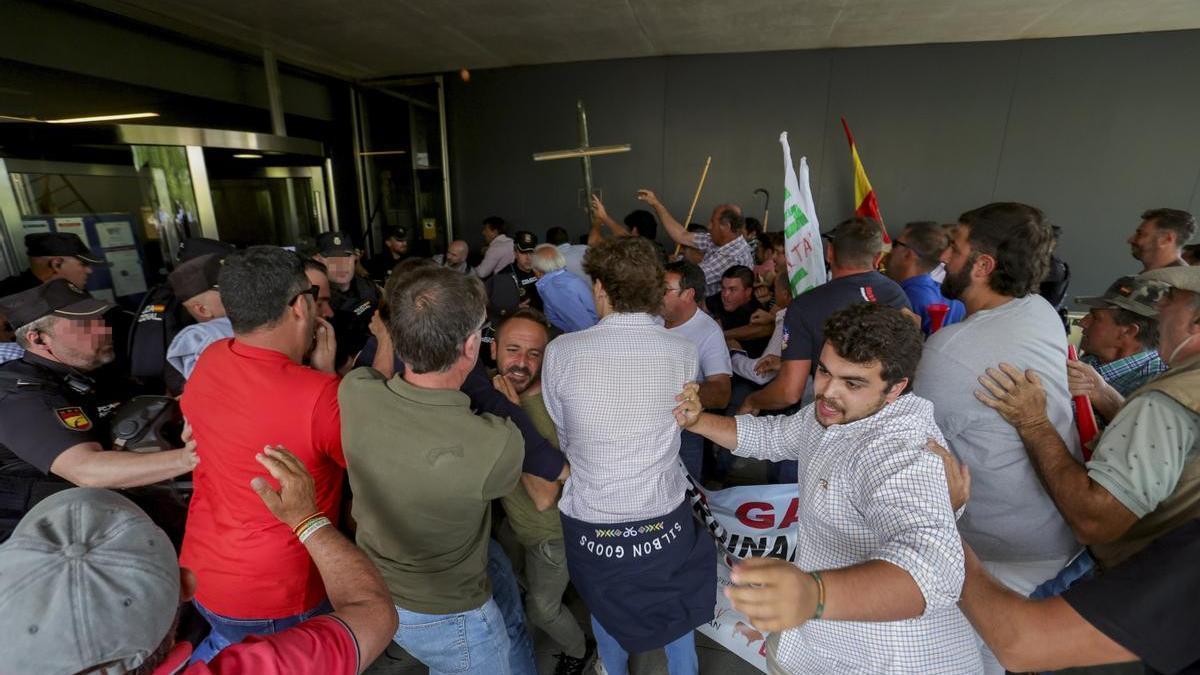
left=25, top=232, right=106, bottom=265
left=0, top=278, right=113, bottom=329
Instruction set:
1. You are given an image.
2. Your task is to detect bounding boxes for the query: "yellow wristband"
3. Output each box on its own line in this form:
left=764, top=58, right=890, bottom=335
left=809, top=570, right=825, bottom=620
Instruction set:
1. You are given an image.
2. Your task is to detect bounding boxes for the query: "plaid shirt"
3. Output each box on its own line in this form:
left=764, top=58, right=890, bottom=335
left=733, top=395, right=981, bottom=672
left=693, top=232, right=754, bottom=297
left=0, top=342, right=24, bottom=365
left=1082, top=349, right=1167, bottom=397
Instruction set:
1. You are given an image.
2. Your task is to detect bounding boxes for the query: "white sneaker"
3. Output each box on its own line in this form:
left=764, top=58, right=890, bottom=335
left=593, top=658, right=608, bottom=675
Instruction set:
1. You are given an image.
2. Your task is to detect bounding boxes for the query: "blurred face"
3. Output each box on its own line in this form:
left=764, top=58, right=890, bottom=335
left=721, top=276, right=753, bottom=312
left=662, top=271, right=694, bottom=323
left=1127, top=220, right=1167, bottom=263
left=1155, top=288, right=1200, bottom=363
left=939, top=225, right=980, bottom=301
left=490, top=318, right=548, bottom=395
left=812, top=342, right=905, bottom=427
left=304, top=268, right=334, bottom=319
left=318, top=254, right=356, bottom=288
left=447, top=242, right=468, bottom=266
left=37, top=316, right=114, bottom=371
left=386, top=237, right=408, bottom=255
left=515, top=249, right=533, bottom=272
left=1078, top=308, right=1127, bottom=363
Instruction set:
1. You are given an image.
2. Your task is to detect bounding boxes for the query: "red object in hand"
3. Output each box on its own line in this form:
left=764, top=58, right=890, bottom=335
left=927, top=303, right=950, bottom=333
left=1068, top=345, right=1100, bottom=459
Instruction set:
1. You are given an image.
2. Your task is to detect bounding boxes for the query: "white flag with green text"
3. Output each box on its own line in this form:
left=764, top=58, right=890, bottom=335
left=780, top=132, right=826, bottom=296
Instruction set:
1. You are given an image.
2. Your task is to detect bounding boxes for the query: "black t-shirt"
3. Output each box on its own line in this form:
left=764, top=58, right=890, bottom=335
left=1062, top=520, right=1200, bottom=674
left=365, top=252, right=408, bottom=284
left=0, top=354, right=116, bottom=476
left=330, top=275, right=381, bottom=367
left=486, top=264, right=542, bottom=321
left=781, top=271, right=911, bottom=363
left=706, top=294, right=769, bottom=358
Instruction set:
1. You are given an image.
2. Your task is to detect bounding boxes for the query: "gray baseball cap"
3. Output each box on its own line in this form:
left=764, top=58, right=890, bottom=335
left=0, top=488, right=180, bottom=675
left=1076, top=275, right=1169, bottom=318
left=1140, top=265, right=1200, bottom=296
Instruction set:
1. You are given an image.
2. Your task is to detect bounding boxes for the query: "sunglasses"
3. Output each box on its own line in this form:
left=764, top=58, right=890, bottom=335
left=290, top=285, right=320, bottom=306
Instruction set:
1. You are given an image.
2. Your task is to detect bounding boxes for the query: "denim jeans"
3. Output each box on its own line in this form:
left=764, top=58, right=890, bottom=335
left=486, top=538, right=538, bottom=675
left=679, top=430, right=704, bottom=479
left=191, top=598, right=332, bottom=663
left=590, top=616, right=698, bottom=675
left=394, top=599, right=513, bottom=675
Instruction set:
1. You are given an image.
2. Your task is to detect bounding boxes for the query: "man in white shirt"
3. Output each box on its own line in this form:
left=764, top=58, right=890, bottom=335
left=675, top=302, right=980, bottom=673
left=913, top=202, right=1083, bottom=674
left=542, top=237, right=714, bottom=675
left=476, top=216, right=515, bottom=279
left=545, top=226, right=589, bottom=283
left=662, top=260, right=731, bottom=478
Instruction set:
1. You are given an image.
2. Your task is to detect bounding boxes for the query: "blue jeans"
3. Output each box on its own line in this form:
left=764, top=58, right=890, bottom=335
left=486, top=538, right=538, bottom=675
left=590, top=616, right=698, bottom=675
left=679, top=430, right=704, bottom=479
left=394, top=599, right=512, bottom=675
left=191, top=598, right=332, bottom=663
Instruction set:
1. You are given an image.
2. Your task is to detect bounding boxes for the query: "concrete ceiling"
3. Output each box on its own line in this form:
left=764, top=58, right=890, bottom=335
left=80, top=0, right=1200, bottom=80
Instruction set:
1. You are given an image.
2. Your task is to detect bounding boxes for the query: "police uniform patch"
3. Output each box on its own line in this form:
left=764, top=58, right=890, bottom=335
left=55, top=406, right=93, bottom=431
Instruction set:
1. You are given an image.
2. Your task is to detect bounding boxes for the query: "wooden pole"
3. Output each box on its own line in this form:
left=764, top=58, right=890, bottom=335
left=676, top=155, right=712, bottom=257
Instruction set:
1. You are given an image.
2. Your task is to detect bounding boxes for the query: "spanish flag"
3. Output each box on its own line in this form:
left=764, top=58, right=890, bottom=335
left=840, top=117, right=890, bottom=244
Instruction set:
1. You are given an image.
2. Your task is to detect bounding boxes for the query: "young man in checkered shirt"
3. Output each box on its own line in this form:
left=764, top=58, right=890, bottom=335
left=676, top=303, right=981, bottom=673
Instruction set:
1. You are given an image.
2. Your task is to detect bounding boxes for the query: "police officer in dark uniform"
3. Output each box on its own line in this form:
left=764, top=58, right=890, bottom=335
left=486, top=230, right=543, bottom=322
left=365, top=226, right=411, bottom=284
left=315, top=231, right=380, bottom=369
left=0, top=232, right=106, bottom=297
left=0, top=280, right=198, bottom=542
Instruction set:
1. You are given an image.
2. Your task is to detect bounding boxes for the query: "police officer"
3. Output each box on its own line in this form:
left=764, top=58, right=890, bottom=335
left=0, top=232, right=106, bottom=297
left=0, top=280, right=198, bottom=542
left=365, top=226, right=411, bottom=283
left=315, top=231, right=380, bottom=369
left=486, top=230, right=543, bottom=322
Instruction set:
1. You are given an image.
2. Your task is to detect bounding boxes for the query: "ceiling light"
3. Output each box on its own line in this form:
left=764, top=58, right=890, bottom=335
left=233, top=153, right=263, bottom=159
left=45, top=112, right=160, bottom=124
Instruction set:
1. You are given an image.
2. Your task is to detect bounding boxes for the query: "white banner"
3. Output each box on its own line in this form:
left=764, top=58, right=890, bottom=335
left=780, top=132, right=826, bottom=296
left=691, top=482, right=798, bottom=672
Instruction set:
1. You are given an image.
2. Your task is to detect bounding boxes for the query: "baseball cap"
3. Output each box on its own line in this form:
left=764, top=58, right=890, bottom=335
left=177, top=237, right=234, bottom=263
left=25, top=232, right=107, bottom=265
left=317, top=231, right=356, bottom=257
left=0, top=488, right=180, bottom=675
left=1076, top=275, right=1169, bottom=317
left=168, top=253, right=223, bottom=302
left=0, top=278, right=114, bottom=329
left=514, top=230, right=538, bottom=252
left=1140, top=265, right=1200, bottom=296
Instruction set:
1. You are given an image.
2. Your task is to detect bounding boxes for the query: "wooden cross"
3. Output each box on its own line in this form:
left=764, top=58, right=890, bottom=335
left=532, top=100, right=631, bottom=227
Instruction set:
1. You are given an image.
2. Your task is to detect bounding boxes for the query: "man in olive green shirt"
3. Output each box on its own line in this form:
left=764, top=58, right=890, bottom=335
left=490, top=308, right=594, bottom=671
left=340, top=267, right=527, bottom=674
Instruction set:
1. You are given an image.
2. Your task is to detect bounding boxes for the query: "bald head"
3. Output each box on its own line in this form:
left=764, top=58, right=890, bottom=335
left=446, top=240, right=469, bottom=267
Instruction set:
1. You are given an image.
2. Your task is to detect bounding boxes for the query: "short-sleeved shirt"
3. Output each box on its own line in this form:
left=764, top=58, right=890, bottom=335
left=1082, top=350, right=1169, bottom=399
left=781, top=271, right=911, bottom=363
left=0, top=354, right=118, bottom=476
left=180, top=340, right=346, bottom=619
left=339, top=369, right=524, bottom=615
left=1062, top=518, right=1200, bottom=674
left=1087, top=392, right=1200, bottom=519
left=706, top=295, right=769, bottom=357
left=693, top=232, right=754, bottom=297
left=156, top=615, right=360, bottom=675
left=668, top=308, right=732, bottom=382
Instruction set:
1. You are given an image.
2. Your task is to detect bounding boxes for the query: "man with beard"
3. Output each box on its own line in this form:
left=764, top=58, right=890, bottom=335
left=490, top=308, right=596, bottom=674
left=0, top=279, right=198, bottom=542
left=180, top=246, right=347, bottom=662
left=913, top=202, right=1082, bottom=674
left=1126, top=208, right=1194, bottom=273
left=674, top=303, right=980, bottom=673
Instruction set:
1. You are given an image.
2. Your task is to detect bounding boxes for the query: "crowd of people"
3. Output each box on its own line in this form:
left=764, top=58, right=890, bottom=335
left=0, top=191, right=1196, bottom=675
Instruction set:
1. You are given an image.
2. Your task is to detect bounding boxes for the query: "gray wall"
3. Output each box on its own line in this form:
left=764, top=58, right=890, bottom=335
left=446, top=30, right=1200, bottom=298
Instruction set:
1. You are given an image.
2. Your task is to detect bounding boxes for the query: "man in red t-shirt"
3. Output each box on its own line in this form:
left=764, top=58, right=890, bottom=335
left=0, top=449, right=396, bottom=674
left=180, top=246, right=344, bottom=662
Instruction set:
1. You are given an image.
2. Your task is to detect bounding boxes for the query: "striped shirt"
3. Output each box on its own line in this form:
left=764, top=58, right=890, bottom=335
left=542, top=312, right=698, bottom=524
